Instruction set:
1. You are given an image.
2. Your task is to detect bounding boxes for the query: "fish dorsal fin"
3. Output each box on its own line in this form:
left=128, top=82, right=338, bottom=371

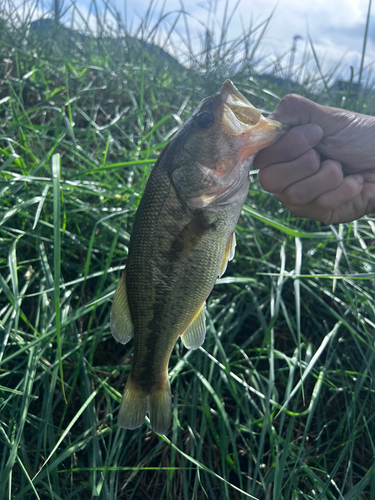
left=181, top=302, right=206, bottom=350
left=110, top=270, right=134, bottom=344
left=219, top=232, right=236, bottom=277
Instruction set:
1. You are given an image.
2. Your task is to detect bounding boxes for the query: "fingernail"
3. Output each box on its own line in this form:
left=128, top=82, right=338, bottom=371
left=304, top=124, right=323, bottom=147
left=354, top=174, right=364, bottom=184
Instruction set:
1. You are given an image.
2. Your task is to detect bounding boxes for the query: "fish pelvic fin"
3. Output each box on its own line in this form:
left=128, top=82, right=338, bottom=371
left=110, top=270, right=134, bottom=344
left=118, top=377, right=149, bottom=430
left=219, top=232, right=236, bottom=277
left=149, top=381, right=172, bottom=435
left=181, top=302, right=206, bottom=349
left=118, top=376, right=172, bottom=434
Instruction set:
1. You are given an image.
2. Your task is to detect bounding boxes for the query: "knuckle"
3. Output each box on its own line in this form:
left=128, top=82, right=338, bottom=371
left=288, top=207, right=307, bottom=218
left=288, top=205, right=317, bottom=220
left=314, top=195, right=332, bottom=211
left=283, top=184, right=306, bottom=205
left=258, top=168, right=269, bottom=188
left=306, top=149, right=321, bottom=172
left=258, top=168, right=278, bottom=192
left=319, top=212, right=334, bottom=225
left=323, top=160, right=343, bottom=185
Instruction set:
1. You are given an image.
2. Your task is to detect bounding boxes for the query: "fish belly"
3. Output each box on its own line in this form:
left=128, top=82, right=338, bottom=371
left=116, top=166, right=245, bottom=433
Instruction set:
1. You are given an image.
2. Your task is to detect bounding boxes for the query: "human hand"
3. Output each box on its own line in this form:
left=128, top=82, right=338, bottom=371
left=253, top=94, right=375, bottom=224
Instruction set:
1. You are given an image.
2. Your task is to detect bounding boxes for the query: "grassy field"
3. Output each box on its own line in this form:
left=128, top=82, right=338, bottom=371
left=1, top=1, right=375, bottom=499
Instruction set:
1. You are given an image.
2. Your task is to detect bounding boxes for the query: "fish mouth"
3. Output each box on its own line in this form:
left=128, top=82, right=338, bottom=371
left=219, top=80, right=290, bottom=152
left=220, top=80, right=262, bottom=132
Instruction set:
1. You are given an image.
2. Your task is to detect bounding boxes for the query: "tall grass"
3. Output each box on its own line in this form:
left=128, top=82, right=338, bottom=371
left=1, top=0, right=375, bottom=499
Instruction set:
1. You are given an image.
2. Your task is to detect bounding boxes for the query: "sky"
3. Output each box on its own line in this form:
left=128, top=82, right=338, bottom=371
left=114, top=0, right=375, bottom=84
left=24, top=0, right=375, bottom=84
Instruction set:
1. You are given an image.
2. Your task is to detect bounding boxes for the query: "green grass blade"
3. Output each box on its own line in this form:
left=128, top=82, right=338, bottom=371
left=51, top=153, right=65, bottom=401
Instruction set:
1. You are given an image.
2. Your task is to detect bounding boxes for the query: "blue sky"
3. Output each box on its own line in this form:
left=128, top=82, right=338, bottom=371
left=33, top=0, right=374, bottom=83
left=112, top=0, right=375, bottom=83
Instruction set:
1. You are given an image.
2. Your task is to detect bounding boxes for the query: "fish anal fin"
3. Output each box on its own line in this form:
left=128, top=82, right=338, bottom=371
left=219, top=232, right=236, bottom=277
left=181, top=302, right=206, bottom=350
left=110, top=270, right=134, bottom=344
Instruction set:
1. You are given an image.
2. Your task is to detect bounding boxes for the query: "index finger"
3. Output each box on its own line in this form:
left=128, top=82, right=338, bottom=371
left=253, top=123, right=323, bottom=168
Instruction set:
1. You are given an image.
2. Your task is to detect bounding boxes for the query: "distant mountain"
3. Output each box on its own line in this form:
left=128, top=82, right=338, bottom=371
left=30, top=18, right=182, bottom=68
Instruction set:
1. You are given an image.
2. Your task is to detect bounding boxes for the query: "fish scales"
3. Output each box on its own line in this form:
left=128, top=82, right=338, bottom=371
left=110, top=80, right=289, bottom=433
left=127, top=165, right=236, bottom=386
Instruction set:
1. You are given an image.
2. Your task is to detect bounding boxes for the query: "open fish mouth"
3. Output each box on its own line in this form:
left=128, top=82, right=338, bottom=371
left=221, top=80, right=261, bottom=133
left=219, top=80, right=290, bottom=139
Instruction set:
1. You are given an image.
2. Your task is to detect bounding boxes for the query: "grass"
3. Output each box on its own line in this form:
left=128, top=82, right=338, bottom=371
left=1, top=0, right=375, bottom=498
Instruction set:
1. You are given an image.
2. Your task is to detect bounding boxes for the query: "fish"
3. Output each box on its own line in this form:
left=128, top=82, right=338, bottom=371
left=110, top=80, right=289, bottom=434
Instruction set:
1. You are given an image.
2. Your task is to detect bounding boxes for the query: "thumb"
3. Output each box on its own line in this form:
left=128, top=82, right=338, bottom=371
left=269, top=94, right=330, bottom=128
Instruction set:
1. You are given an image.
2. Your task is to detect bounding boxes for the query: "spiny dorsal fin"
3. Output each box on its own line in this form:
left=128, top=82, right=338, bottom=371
left=219, top=232, right=236, bottom=277
left=181, top=302, right=206, bottom=349
left=110, top=270, right=134, bottom=344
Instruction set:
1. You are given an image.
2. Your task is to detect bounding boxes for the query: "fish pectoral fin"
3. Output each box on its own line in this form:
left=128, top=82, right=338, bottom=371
left=219, top=232, right=236, bottom=277
left=181, top=302, right=206, bottom=350
left=170, top=212, right=215, bottom=260
left=110, top=270, right=134, bottom=344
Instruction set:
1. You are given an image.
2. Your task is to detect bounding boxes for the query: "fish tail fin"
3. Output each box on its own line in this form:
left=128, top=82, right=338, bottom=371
left=118, top=377, right=149, bottom=430
left=149, top=380, right=172, bottom=435
left=118, top=376, right=172, bottom=434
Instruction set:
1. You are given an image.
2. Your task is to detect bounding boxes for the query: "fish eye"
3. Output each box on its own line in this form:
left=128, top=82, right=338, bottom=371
left=197, top=111, right=214, bottom=129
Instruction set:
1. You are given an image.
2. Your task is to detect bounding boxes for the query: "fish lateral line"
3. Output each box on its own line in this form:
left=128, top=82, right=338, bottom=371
left=110, top=79, right=290, bottom=434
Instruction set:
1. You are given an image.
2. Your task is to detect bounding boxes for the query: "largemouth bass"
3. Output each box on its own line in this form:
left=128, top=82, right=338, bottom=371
left=110, top=80, right=288, bottom=434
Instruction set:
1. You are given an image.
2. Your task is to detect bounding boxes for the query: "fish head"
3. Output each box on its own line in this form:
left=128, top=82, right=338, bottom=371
left=171, top=80, right=290, bottom=208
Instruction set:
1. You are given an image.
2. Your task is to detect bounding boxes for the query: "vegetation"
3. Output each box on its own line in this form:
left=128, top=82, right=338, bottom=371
left=1, top=0, right=375, bottom=498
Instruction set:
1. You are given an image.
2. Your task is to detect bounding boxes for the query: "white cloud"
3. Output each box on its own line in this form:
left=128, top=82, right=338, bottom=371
left=9, top=0, right=374, bottom=83
left=115, top=0, right=375, bottom=81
